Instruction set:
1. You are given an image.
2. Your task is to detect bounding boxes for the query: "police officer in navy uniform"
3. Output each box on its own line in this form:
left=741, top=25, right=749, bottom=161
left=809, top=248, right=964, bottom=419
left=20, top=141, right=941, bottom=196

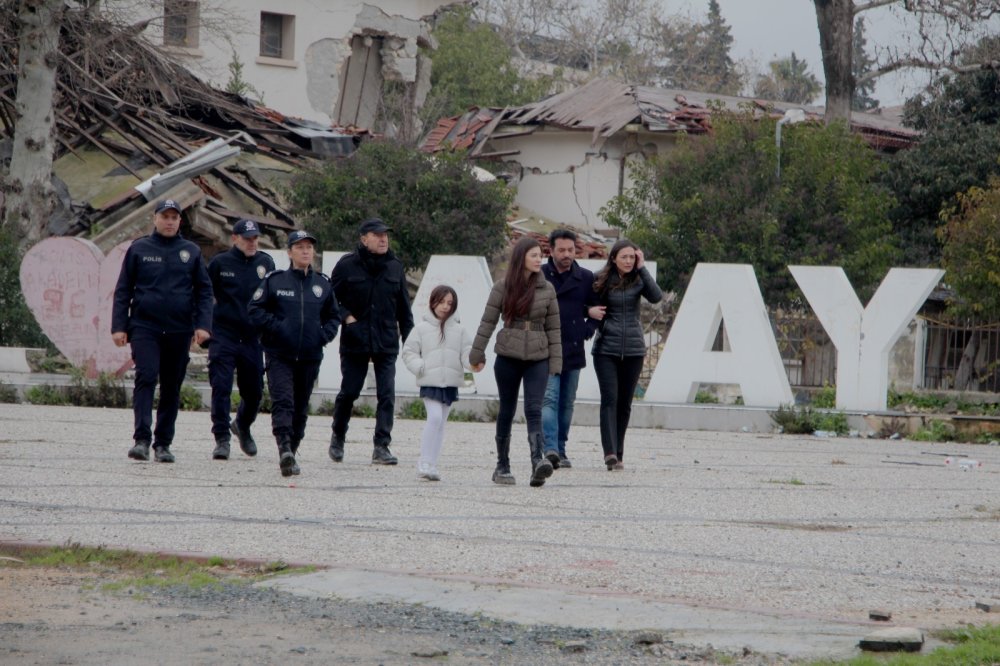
left=248, top=230, right=340, bottom=477
left=328, top=218, right=414, bottom=465
left=112, top=199, right=213, bottom=463
left=206, top=219, right=275, bottom=460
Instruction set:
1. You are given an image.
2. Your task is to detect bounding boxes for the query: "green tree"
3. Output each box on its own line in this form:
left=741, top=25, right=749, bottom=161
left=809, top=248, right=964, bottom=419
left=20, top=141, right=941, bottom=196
left=600, top=111, right=898, bottom=302
left=851, top=18, right=878, bottom=111
left=754, top=53, right=822, bottom=104
left=285, top=141, right=512, bottom=272
left=939, top=176, right=1000, bottom=314
left=658, top=0, right=742, bottom=95
left=423, top=6, right=551, bottom=122
left=883, top=36, right=1000, bottom=266
left=0, top=229, right=48, bottom=348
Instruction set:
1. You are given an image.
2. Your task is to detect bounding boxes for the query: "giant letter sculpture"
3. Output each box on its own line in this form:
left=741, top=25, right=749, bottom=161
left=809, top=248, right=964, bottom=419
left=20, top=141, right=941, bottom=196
left=790, top=266, right=943, bottom=411
left=645, top=263, right=794, bottom=407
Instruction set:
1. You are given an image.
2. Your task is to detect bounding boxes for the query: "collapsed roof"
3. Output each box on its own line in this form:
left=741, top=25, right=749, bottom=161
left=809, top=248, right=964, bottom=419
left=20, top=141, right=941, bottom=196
left=0, top=6, right=362, bottom=252
left=421, top=78, right=921, bottom=156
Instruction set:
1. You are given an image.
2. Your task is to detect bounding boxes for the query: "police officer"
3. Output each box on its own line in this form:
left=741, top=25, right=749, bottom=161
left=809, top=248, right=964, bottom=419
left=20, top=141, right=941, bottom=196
left=248, top=230, right=340, bottom=477
left=206, top=219, right=275, bottom=460
left=112, top=198, right=213, bottom=463
left=328, top=218, right=414, bottom=465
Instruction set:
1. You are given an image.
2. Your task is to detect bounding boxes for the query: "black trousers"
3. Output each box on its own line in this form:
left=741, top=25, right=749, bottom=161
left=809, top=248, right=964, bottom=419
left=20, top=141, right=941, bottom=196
left=208, top=337, right=264, bottom=436
left=265, top=355, right=320, bottom=445
left=331, top=352, right=396, bottom=447
left=593, top=354, right=644, bottom=461
left=493, top=355, right=548, bottom=440
left=130, top=328, right=190, bottom=446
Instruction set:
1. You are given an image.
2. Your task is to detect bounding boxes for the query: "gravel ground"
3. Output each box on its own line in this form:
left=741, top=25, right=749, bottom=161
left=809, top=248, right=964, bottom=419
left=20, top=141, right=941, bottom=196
left=2, top=403, right=999, bottom=661
left=1, top=567, right=787, bottom=665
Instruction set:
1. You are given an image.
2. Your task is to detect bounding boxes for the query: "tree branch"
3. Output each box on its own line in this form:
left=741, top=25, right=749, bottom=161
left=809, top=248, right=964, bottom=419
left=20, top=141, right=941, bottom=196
left=857, top=56, right=1000, bottom=84
left=853, top=0, right=899, bottom=16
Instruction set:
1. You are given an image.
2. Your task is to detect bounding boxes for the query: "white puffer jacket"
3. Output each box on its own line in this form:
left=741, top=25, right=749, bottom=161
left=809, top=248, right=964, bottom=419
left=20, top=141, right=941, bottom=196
left=402, top=312, right=473, bottom=388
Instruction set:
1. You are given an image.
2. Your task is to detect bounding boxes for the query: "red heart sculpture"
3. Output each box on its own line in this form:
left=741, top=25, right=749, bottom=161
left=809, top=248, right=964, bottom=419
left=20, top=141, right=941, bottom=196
left=19, top=237, right=133, bottom=377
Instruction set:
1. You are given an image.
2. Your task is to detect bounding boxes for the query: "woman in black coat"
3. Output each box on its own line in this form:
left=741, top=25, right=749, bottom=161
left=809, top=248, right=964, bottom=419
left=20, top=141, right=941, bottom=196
left=591, top=240, right=662, bottom=470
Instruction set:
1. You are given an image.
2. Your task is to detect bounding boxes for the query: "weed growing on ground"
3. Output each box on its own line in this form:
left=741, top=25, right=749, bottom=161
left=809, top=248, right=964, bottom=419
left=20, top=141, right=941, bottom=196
left=812, top=383, right=836, bottom=408
left=0, top=380, right=18, bottom=403
left=352, top=403, right=376, bottom=418
left=400, top=400, right=426, bottom=420
left=770, top=405, right=849, bottom=436
left=178, top=384, right=203, bottom=411
left=694, top=390, right=719, bottom=404
left=67, top=369, right=128, bottom=408
left=807, top=623, right=1000, bottom=665
left=24, top=384, right=68, bottom=405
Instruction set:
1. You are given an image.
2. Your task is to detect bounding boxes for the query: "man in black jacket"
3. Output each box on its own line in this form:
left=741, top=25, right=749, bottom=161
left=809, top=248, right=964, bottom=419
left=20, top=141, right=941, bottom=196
left=206, top=219, right=275, bottom=460
left=111, top=199, right=213, bottom=463
left=541, top=229, right=603, bottom=469
left=328, top=218, right=414, bottom=465
left=248, top=230, right=340, bottom=477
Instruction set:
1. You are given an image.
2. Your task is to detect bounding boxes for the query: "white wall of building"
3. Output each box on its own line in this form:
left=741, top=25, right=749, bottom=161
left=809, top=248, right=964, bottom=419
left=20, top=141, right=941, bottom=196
left=498, top=129, right=676, bottom=230
left=124, top=1, right=455, bottom=123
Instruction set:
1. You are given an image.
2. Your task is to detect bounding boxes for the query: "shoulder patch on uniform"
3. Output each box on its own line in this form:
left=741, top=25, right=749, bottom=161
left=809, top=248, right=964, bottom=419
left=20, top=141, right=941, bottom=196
left=256, top=264, right=267, bottom=280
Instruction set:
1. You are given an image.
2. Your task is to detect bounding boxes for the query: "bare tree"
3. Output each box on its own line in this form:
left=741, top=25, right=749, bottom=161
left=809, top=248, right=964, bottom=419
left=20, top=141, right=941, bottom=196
left=2, top=0, right=63, bottom=249
left=474, top=0, right=666, bottom=84
left=814, top=0, right=1000, bottom=123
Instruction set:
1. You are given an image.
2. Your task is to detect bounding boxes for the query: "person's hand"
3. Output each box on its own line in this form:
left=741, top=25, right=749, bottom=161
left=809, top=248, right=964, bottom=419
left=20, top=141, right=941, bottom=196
left=471, top=362, right=485, bottom=373
left=588, top=305, right=606, bottom=321
left=635, top=248, right=645, bottom=269
left=345, top=314, right=357, bottom=325
left=112, top=331, right=128, bottom=347
left=194, top=329, right=211, bottom=346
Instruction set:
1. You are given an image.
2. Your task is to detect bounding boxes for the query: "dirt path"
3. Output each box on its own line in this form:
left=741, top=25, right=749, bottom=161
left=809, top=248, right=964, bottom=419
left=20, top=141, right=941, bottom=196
left=0, top=566, right=788, bottom=665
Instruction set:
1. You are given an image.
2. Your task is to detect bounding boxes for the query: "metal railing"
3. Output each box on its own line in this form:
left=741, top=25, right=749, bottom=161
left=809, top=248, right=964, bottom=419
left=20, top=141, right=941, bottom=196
left=921, top=315, right=1000, bottom=393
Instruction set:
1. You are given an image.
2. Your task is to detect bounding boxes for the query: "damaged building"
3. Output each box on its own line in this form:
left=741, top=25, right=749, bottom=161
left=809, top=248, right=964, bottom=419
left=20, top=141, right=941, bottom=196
left=421, top=78, right=920, bottom=230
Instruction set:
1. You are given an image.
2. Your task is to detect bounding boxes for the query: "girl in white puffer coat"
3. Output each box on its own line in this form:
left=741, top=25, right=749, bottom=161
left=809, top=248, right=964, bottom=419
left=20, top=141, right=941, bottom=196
left=402, top=285, right=472, bottom=480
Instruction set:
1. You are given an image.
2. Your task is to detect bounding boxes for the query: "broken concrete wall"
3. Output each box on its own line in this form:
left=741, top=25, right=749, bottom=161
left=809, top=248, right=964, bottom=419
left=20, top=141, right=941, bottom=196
left=120, top=1, right=461, bottom=125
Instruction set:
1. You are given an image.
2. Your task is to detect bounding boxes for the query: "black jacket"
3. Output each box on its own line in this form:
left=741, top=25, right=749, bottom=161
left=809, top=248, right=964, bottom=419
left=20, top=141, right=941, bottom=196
left=330, top=245, right=414, bottom=355
left=111, top=231, right=213, bottom=335
left=592, top=266, right=663, bottom=358
left=247, top=266, right=340, bottom=362
left=542, top=258, right=599, bottom=371
left=208, top=246, right=275, bottom=343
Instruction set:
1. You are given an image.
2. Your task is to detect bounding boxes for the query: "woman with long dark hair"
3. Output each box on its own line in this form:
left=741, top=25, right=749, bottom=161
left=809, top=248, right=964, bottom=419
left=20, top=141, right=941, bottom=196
left=592, top=239, right=662, bottom=470
left=470, top=237, right=562, bottom=487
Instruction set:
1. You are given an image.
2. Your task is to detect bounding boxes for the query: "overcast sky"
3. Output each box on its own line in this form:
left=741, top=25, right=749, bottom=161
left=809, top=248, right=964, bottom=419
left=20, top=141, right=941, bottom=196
left=669, top=0, right=932, bottom=108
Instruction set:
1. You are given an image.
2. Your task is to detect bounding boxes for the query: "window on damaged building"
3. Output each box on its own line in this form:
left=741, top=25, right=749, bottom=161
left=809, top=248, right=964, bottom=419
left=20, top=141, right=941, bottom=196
left=164, top=0, right=199, bottom=48
left=260, top=12, right=295, bottom=60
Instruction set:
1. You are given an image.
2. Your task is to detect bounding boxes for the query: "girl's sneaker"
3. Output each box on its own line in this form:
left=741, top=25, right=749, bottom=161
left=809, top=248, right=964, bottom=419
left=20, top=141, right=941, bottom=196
left=417, top=461, right=439, bottom=481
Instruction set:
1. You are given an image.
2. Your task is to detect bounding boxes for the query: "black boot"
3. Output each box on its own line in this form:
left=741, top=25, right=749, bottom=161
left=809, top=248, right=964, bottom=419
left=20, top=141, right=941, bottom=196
left=212, top=434, right=231, bottom=460
left=230, top=421, right=257, bottom=457
left=278, top=437, right=300, bottom=477
left=328, top=433, right=344, bottom=462
left=492, top=435, right=515, bottom=485
left=529, top=432, right=553, bottom=487
left=128, top=439, right=151, bottom=461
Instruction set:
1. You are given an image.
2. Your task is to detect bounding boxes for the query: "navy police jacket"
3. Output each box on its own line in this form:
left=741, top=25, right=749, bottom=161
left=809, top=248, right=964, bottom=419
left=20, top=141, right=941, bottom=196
left=542, top=258, right=599, bottom=372
left=330, top=245, right=414, bottom=355
left=207, top=246, right=275, bottom=343
left=247, top=266, right=341, bottom=362
left=111, top=231, right=213, bottom=335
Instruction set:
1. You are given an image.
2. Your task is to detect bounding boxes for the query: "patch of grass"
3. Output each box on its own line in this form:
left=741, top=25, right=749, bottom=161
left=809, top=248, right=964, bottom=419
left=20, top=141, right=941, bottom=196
left=352, top=403, right=376, bottom=418
left=448, top=409, right=486, bottom=422
left=314, top=399, right=334, bottom=416
left=67, top=369, right=128, bottom=408
left=767, top=478, right=805, bottom=486
left=808, top=623, right=1000, bottom=665
left=0, top=380, right=18, bottom=403
left=770, top=405, right=849, bottom=436
left=0, top=543, right=313, bottom=594
left=694, top=389, right=719, bottom=404
left=911, top=419, right=956, bottom=442
left=179, top=384, right=203, bottom=411
left=400, top=399, right=426, bottom=420
left=812, top=383, right=837, bottom=409
left=24, top=383, right=68, bottom=405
